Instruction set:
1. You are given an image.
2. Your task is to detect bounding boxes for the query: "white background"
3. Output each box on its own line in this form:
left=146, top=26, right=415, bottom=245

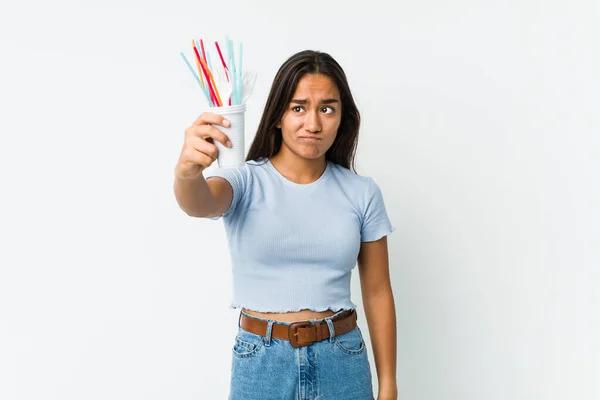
left=1, top=0, right=598, bottom=399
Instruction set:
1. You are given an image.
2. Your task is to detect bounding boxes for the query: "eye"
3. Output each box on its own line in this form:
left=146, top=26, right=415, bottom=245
left=292, top=106, right=304, bottom=113
left=321, top=106, right=335, bottom=114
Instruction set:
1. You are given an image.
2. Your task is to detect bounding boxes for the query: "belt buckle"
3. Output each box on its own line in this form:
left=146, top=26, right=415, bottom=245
left=288, top=321, right=313, bottom=348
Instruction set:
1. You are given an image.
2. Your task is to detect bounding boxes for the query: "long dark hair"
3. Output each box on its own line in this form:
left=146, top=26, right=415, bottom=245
left=246, top=50, right=361, bottom=173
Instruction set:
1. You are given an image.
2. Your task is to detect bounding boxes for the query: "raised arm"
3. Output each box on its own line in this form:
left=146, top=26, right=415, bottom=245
left=173, top=112, right=234, bottom=218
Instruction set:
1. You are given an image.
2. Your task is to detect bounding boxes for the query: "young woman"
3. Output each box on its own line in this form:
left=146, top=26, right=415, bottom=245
left=174, top=50, right=398, bottom=400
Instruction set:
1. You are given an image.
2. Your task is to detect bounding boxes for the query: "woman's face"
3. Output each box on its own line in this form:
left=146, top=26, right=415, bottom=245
left=276, top=74, right=342, bottom=160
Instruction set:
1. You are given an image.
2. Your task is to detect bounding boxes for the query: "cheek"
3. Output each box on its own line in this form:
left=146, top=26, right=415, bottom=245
left=327, top=121, right=341, bottom=140
left=327, top=134, right=338, bottom=146
left=289, top=114, right=304, bottom=125
left=281, top=118, right=303, bottom=133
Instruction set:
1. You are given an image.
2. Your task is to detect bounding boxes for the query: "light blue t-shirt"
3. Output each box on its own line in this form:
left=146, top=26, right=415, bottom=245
left=203, top=158, right=395, bottom=313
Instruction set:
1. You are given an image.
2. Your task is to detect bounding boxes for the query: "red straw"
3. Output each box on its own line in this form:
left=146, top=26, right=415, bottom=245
left=214, top=41, right=230, bottom=82
left=198, top=56, right=223, bottom=106
left=191, top=40, right=205, bottom=87
left=200, top=39, right=208, bottom=65
left=192, top=45, right=218, bottom=106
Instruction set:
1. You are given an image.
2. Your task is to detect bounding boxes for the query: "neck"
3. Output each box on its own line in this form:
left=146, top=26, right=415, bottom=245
left=270, top=149, right=327, bottom=185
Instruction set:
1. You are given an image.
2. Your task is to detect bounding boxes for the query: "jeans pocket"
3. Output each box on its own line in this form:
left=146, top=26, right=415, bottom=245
left=232, top=329, right=264, bottom=358
left=334, top=326, right=366, bottom=355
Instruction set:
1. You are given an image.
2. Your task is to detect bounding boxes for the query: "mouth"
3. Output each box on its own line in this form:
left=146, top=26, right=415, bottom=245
left=299, top=136, right=321, bottom=141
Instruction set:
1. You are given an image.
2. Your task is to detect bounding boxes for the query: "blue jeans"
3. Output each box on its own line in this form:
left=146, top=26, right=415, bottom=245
left=229, top=309, right=374, bottom=400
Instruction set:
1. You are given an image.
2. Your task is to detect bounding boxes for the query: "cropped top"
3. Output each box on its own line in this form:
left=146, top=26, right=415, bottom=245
left=203, top=158, right=395, bottom=313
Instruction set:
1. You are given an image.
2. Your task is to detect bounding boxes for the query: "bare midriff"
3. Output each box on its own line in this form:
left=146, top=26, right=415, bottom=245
left=242, top=307, right=340, bottom=323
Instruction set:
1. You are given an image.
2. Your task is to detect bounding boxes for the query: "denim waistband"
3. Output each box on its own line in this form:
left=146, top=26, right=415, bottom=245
left=239, top=308, right=355, bottom=326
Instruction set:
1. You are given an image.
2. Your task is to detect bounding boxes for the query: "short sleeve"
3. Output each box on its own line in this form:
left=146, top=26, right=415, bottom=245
left=360, top=177, right=396, bottom=242
left=203, top=164, right=249, bottom=220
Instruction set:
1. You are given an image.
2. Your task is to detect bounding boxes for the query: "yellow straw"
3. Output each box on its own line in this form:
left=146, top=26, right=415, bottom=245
left=198, top=56, right=223, bottom=106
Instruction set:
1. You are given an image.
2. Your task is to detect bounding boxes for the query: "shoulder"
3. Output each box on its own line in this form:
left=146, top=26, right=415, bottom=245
left=202, top=160, right=266, bottom=194
left=327, top=163, right=390, bottom=215
left=328, top=162, right=376, bottom=193
left=245, top=158, right=269, bottom=171
left=204, top=159, right=266, bottom=178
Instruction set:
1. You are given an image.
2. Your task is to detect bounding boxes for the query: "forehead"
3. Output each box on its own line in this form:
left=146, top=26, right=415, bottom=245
left=292, top=74, right=340, bottom=99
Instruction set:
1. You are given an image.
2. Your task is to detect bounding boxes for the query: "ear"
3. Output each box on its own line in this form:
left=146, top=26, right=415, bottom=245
left=276, top=121, right=281, bottom=129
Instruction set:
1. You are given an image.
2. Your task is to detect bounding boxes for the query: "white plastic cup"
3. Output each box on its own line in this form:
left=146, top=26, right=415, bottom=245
left=209, top=103, right=246, bottom=168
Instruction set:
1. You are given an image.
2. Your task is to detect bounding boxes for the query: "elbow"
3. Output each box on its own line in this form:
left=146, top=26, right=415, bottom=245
left=182, top=207, right=215, bottom=219
left=175, top=201, right=214, bottom=218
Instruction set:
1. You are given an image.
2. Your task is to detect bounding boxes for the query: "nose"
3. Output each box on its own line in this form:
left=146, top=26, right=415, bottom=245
left=304, top=110, right=322, bottom=133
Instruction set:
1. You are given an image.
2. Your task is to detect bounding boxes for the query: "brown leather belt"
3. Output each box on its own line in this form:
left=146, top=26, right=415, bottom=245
left=239, top=309, right=357, bottom=348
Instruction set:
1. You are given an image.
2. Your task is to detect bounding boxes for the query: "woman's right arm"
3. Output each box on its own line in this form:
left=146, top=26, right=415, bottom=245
left=173, top=112, right=234, bottom=218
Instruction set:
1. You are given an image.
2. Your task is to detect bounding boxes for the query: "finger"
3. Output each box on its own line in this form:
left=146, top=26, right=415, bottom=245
left=189, top=136, right=219, bottom=162
left=185, top=147, right=214, bottom=168
left=193, top=112, right=231, bottom=128
left=188, top=124, right=231, bottom=148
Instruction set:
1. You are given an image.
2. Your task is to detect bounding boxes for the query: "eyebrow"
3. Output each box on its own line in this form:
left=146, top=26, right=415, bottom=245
left=290, top=99, right=340, bottom=105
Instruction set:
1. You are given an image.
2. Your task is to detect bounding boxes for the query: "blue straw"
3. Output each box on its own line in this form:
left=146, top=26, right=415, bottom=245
left=206, top=51, right=213, bottom=72
left=237, top=42, right=243, bottom=104
left=180, top=52, right=212, bottom=106
left=228, top=38, right=237, bottom=105
left=238, top=42, right=243, bottom=73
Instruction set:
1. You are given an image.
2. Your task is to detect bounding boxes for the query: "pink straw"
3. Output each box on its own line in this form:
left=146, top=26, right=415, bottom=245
left=214, top=41, right=230, bottom=82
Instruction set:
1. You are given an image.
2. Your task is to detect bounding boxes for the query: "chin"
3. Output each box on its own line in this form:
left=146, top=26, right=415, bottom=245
left=294, top=148, right=324, bottom=160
